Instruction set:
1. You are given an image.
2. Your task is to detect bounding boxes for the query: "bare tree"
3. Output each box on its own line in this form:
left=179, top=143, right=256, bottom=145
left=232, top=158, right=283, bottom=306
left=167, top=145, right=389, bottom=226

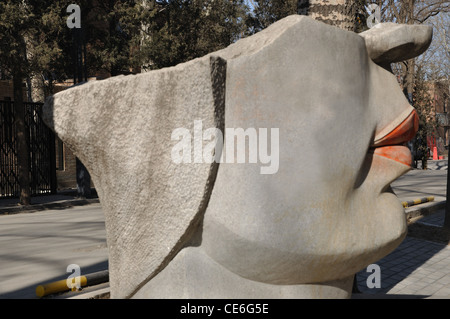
left=374, top=0, right=448, bottom=23
left=374, top=1, right=450, bottom=229
left=372, top=1, right=449, bottom=100
left=418, top=12, right=450, bottom=80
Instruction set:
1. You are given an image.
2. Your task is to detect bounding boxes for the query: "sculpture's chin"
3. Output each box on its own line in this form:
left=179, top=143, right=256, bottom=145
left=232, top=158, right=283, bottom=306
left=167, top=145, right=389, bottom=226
left=199, top=153, right=411, bottom=287
left=363, top=189, right=408, bottom=259
left=338, top=157, right=409, bottom=275
left=201, top=197, right=407, bottom=287
left=132, top=245, right=355, bottom=299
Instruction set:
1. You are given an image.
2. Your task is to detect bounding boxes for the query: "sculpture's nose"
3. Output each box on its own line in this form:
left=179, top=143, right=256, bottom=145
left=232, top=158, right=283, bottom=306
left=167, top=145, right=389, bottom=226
left=359, top=23, right=430, bottom=166
left=360, top=23, right=433, bottom=67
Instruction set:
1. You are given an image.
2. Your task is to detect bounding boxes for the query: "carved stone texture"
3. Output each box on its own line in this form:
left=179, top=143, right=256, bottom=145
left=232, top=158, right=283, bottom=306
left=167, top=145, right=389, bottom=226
left=43, top=15, right=432, bottom=299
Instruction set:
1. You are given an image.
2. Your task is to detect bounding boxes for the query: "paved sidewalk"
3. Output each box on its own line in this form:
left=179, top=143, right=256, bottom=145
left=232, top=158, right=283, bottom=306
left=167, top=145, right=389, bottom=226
left=392, top=160, right=447, bottom=220
left=354, top=209, right=450, bottom=298
left=353, top=160, right=450, bottom=298
left=0, top=202, right=107, bottom=299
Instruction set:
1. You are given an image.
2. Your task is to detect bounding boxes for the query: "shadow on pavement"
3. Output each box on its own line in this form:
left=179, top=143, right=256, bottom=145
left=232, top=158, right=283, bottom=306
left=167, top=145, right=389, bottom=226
left=0, top=191, right=99, bottom=216
left=0, top=260, right=108, bottom=299
left=355, top=230, right=449, bottom=296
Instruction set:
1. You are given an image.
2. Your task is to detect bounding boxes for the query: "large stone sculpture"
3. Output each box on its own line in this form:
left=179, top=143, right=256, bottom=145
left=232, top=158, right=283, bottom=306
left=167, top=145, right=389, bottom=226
left=43, top=15, right=432, bottom=299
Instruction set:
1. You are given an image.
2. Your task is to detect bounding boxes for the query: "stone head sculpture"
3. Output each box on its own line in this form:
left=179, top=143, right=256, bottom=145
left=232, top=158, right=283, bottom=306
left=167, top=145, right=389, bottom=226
left=42, top=15, right=432, bottom=298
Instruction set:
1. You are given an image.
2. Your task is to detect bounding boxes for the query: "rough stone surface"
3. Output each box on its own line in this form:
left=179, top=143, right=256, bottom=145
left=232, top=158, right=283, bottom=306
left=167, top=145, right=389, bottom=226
left=43, top=15, right=433, bottom=299
left=43, top=56, right=226, bottom=299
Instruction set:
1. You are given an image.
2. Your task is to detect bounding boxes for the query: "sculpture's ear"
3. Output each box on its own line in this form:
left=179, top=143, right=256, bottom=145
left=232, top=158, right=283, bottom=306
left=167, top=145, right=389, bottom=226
left=360, top=23, right=433, bottom=67
left=43, top=55, right=226, bottom=299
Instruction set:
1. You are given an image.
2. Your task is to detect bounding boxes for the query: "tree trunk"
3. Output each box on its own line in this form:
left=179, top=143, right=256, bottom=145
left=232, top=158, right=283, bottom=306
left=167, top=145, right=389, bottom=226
left=30, top=74, right=46, bottom=103
left=25, top=33, right=46, bottom=103
left=73, top=27, right=92, bottom=199
left=446, top=158, right=450, bottom=229
left=404, top=59, right=416, bottom=103
left=13, top=74, right=31, bottom=206
left=298, top=0, right=364, bottom=31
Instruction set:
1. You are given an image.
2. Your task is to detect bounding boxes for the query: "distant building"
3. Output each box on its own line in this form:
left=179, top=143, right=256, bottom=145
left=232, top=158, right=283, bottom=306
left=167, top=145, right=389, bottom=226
left=428, top=79, right=450, bottom=157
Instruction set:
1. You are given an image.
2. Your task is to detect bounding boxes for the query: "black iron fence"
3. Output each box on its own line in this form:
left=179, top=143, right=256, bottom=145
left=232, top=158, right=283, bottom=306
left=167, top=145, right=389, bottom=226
left=0, top=100, right=57, bottom=198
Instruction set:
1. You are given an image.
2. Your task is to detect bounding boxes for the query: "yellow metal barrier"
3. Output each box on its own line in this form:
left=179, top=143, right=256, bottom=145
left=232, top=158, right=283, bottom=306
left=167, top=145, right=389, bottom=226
left=36, top=270, right=109, bottom=298
left=402, top=196, right=434, bottom=208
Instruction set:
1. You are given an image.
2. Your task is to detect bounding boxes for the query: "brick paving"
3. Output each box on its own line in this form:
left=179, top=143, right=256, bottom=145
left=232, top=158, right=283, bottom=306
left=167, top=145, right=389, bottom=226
left=355, top=210, right=450, bottom=298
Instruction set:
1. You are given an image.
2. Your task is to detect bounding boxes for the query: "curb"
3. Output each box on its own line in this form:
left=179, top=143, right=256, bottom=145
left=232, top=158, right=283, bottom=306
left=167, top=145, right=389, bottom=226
left=405, top=200, right=446, bottom=223
left=0, top=198, right=100, bottom=215
left=67, top=285, right=110, bottom=299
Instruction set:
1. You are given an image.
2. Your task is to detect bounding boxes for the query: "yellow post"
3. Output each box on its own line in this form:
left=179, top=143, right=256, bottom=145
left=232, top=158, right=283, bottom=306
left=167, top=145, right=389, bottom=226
left=36, top=276, right=87, bottom=298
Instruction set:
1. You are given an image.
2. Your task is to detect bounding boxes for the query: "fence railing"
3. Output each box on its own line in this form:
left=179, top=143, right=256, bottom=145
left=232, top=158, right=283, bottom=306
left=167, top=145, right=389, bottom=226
left=0, top=100, right=57, bottom=198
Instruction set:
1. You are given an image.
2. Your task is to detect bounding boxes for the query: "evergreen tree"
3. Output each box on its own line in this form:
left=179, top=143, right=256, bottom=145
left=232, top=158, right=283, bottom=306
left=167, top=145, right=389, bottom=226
left=0, top=1, right=83, bottom=203
left=140, top=0, right=249, bottom=70
left=248, top=0, right=298, bottom=33
left=0, top=1, right=88, bottom=204
left=25, top=1, right=72, bottom=101
left=0, top=1, right=36, bottom=205
left=80, top=0, right=145, bottom=76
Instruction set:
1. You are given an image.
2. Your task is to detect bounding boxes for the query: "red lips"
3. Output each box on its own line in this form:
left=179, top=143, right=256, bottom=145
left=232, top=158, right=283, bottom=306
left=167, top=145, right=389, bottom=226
left=371, top=109, right=419, bottom=166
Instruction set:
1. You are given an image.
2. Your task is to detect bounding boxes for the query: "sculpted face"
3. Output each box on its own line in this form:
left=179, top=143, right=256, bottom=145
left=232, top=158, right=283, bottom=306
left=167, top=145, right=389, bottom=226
left=42, top=15, right=431, bottom=298
left=202, top=19, right=421, bottom=284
